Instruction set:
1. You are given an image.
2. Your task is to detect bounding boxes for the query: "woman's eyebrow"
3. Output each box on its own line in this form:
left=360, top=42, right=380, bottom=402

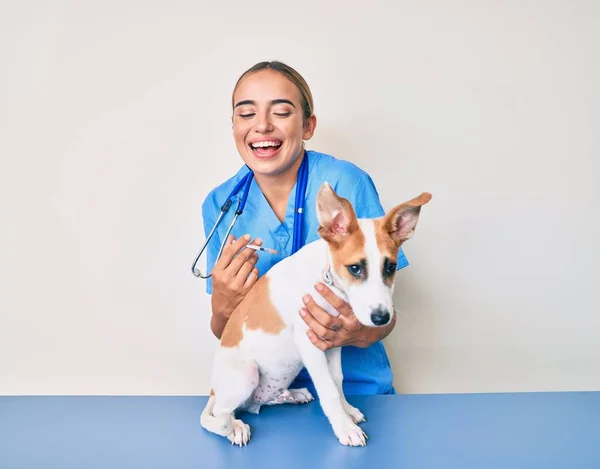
left=271, top=99, right=296, bottom=107
left=234, top=99, right=296, bottom=108
left=234, top=99, right=254, bottom=108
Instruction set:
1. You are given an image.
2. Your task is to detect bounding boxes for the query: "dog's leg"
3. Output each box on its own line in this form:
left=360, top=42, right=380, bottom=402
left=326, top=347, right=365, bottom=424
left=200, top=347, right=259, bottom=446
left=296, top=333, right=367, bottom=446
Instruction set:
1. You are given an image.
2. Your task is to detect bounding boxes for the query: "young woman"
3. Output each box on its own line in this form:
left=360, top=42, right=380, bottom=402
left=201, top=61, right=408, bottom=395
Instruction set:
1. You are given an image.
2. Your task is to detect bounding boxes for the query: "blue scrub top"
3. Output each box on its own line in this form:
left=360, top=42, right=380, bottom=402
left=201, top=150, right=408, bottom=395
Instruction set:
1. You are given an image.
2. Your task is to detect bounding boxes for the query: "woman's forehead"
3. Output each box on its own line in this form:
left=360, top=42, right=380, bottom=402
left=233, top=69, right=302, bottom=105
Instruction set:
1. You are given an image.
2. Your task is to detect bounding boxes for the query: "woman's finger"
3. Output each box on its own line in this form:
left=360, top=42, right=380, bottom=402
left=299, top=307, right=338, bottom=341
left=232, top=253, right=259, bottom=288
left=314, top=283, right=351, bottom=316
left=217, top=234, right=252, bottom=268
left=224, top=237, right=260, bottom=276
left=243, top=267, right=260, bottom=290
left=306, top=329, right=332, bottom=351
left=302, top=294, right=342, bottom=328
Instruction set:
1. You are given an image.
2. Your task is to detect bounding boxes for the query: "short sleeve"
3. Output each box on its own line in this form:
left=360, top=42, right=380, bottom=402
left=201, top=198, right=220, bottom=294
left=349, top=173, right=409, bottom=270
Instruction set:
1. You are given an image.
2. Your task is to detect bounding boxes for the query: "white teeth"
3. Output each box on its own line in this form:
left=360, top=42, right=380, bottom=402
left=251, top=141, right=280, bottom=148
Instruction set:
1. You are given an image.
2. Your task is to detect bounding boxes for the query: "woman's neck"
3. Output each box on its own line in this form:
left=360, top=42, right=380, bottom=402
left=254, top=151, right=305, bottom=223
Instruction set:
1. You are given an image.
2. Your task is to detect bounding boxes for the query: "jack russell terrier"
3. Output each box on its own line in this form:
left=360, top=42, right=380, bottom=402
left=201, top=182, right=431, bottom=447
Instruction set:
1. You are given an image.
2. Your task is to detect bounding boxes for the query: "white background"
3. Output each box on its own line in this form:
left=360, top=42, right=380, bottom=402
left=1, top=1, right=598, bottom=395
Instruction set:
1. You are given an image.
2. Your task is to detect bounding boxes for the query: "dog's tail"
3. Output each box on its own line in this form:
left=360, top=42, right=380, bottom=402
left=200, top=391, right=231, bottom=436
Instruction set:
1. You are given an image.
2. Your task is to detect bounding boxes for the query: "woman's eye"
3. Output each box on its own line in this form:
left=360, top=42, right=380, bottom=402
left=274, top=112, right=291, bottom=117
left=239, top=113, right=255, bottom=119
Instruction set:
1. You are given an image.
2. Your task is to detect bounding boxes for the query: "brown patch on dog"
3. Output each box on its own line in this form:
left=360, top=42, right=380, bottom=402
left=331, top=229, right=367, bottom=285
left=374, top=218, right=399, bottom=257
left=328, top=221, right=367, bottom=285
left=220, top=275, right=286, bottom=348
left=245, top=276, right=286, bottom=334
left=373, top=219, right=400, bottom=287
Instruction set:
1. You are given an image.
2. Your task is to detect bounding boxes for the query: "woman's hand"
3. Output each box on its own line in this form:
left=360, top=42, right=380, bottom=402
left=210, top=234, right=261, bottom=338
left=299, top=283, right=396, bottom=351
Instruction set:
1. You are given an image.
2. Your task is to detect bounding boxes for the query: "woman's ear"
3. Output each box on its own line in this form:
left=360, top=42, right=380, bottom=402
left=302, top=114, right=317, bottom=140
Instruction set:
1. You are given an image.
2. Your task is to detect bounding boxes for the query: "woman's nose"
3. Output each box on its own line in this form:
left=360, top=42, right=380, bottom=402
left=255, top=112, right=274, bottom=133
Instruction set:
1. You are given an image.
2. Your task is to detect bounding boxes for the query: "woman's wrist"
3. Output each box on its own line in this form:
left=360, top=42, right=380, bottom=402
left=210, top=297, right=233, bottom=339
left=211, top=295, right=232, bottom=318
left=210, top=312, right=228, bottom=339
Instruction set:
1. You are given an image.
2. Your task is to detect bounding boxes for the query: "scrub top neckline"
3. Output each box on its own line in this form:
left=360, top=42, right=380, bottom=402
left=244, top=151, right=314, bottom=251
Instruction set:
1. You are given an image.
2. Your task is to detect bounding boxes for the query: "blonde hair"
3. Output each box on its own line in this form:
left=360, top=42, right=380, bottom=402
left=232, top=61, right=314, bottom=121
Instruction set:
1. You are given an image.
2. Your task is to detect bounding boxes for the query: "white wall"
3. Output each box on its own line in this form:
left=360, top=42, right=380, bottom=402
left=1, top=1, right=598, bottom=395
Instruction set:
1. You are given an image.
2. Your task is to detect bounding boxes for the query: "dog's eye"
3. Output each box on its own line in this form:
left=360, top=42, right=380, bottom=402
left=384, top=262, right=397, bottom=275
left=347, top=264, right=362, bottom=277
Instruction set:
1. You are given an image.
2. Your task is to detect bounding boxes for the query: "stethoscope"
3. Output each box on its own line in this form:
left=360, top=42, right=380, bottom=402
left=191, top=151, right=309, bottom=278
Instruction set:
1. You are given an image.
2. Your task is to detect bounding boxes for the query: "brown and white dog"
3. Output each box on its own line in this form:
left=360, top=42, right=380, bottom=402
left=201, top=182, right=431, bottom=446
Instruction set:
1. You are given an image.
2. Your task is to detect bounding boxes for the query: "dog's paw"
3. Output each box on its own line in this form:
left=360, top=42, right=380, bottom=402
left=288, top=387, right=314, bottom=404
left=269, top=388, right=314, bottom=405
left=344, top=404, right=366, bottom=424
left=227, top=419, right=251, bottom=447
left=335, top=420, right=368, bottom=447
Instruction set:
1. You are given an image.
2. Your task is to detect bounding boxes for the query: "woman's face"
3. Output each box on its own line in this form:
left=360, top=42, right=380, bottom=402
left=232, top=69, right=316, bottom=178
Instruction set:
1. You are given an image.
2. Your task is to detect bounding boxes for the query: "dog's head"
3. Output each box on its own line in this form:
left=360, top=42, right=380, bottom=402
left=316, top=182, right=431, bottom=327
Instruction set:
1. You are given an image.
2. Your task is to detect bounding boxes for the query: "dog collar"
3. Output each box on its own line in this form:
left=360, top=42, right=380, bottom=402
left=322, top=268, right=333, bottom=286
left=322, top=266, right=344, bottom=292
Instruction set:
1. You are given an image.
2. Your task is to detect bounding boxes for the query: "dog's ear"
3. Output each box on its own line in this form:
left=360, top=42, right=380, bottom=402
left=383, top=192, right=432, bottom=245
left=316, top=182, right=359, bottom=243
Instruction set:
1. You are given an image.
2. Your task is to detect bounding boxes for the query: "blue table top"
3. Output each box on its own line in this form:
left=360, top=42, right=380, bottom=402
left=1, top=392, right=598, bottom=469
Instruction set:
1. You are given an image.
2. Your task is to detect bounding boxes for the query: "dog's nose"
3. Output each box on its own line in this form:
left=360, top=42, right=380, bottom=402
left=370, top=307, right=391, bottom=326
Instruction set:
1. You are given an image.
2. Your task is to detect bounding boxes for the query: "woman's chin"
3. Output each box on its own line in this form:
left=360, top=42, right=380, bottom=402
left=250, top=146, right=282, bottom=160
left=245, top=148, right=286, bottom=171
left=241, top=144, right=303, bottom=176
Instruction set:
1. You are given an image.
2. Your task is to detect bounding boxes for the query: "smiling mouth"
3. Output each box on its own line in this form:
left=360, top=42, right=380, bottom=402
left=249, top=140, right=283, bottom=158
